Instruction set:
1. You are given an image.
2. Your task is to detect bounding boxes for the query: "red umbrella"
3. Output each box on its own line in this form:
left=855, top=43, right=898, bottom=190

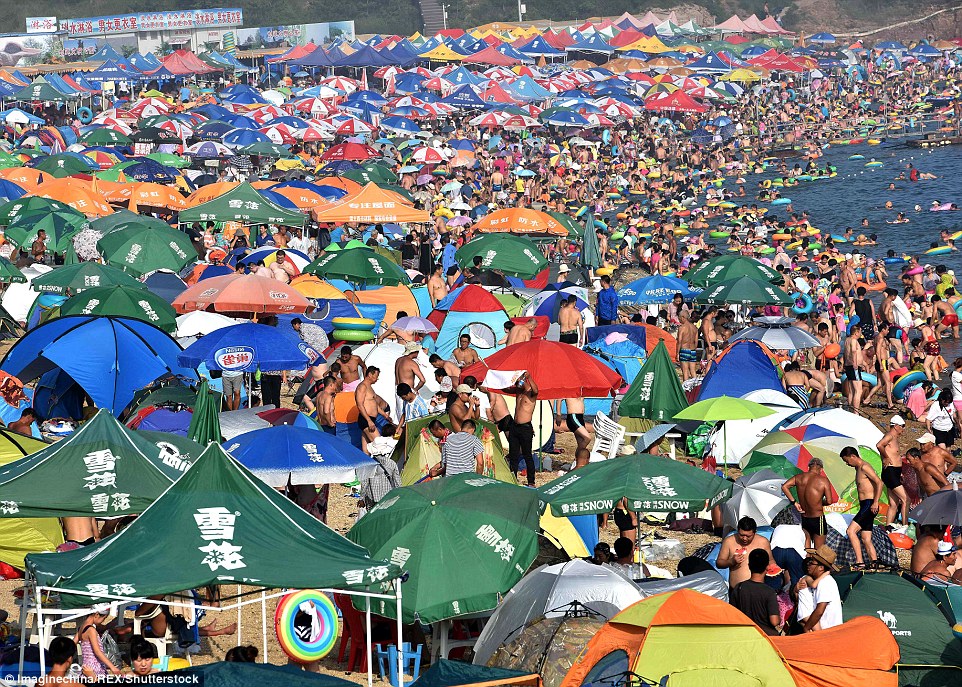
left=319, top=142, right=380, bottom=161
left=644, top=91, right=708, bottom=114
left=461, top=340, right=623, bottom=399
left=172, top=274, right=313, bottom=314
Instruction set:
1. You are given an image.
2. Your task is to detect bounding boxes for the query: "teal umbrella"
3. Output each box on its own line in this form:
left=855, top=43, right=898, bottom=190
left=454, top=234, right=547, bottom=278
left=0, top=258, right=25, bottom=284
left=305, top=247, right=410, bottom=286
left=579, top=207, right=601, bottom=270
left=187, top=379, right=223, bottom=445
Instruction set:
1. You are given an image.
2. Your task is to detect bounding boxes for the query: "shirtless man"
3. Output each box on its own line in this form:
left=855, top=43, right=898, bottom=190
left=905, top=448, right=948, bottom=497
left=918, top=433, right=957, bottom=475
left=782, top=362, right=811, bottom=409
left=839, top=259, right=857, bottom=304
left=505, top=318, right=535, bottom=346
left=877, top=415, right=909, bottom=528
left=841, top=446, right=882, bottom=568
left=558, top=297, right=583, bottom=345
left=700, top=307, right=718, bottom=358
left=911, top=525, right=943, bottom=573
left=376, top=311, right=416, bottom=344
left=7, top=408, right=36, bottom=435
left=782, top=457, right=835, bottom=549
left=427, top=263, right=448, bottom=306
left=715, top=516, right=773, bottom=588
left=395, top=342, right=425, bottom=393
left=355, top=367, right=389, bottom=453
left=920, top=538, right=962, bottom=583
left=337, top=346, right=366, bottom=391
left=449, top=384, right=479, bottom=433
left=508, top=374, right=538, bottom=486
left=676, top=312, right=699, bottom=380
left=315, top=377, right=338, bottom=434
left=429, top=354, right=462, bottom=388
left=452, top=334, right=480, bottom=368
left=842, top=329, right=865, bottom=413
left=564, top=396, right=592, bottom=468
left=63, top=517, right=99, bottom=546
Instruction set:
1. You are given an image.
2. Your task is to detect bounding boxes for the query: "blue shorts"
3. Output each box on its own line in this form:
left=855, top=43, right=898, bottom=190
left=679, top=349, right=698, bottom=362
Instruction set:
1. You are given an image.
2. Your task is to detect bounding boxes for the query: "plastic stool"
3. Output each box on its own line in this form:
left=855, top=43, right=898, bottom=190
left=375, top=642, right=422, bottom=687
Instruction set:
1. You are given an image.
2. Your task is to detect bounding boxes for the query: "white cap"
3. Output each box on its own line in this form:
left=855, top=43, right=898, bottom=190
left=917, top=432, right=936, bottom=444
left=558, top=264, right=570, bottom=274
left=890, top=415, right=905, bottom=426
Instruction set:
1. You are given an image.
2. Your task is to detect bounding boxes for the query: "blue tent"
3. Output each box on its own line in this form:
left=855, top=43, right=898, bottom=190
left=495, top=43, right=533, bottom=63
left=875, top=41, right=907, bottom=51
left=141, top=66, right=177, bottom=82
left=86, top=43, right=124, bottom=62
left=443, top=65, right=484, bottom=87
left=687, top=51, right=733, bottom=73
left=335, top=44, right=393, bottom=67
left=385, top=40, right=420, bottom=67
left=85, top=60, right=135, bottom=85
left=296, top=46, right=336, bottom=68
left=565, top=34, right=614, bottom=54
left=517, top=35, right=565, bottom=58
left=450, top=35, right=487, bottom=56
left=440, top=85, right=489, bottom=110
left=696, top=340, right=782, bottom=401
left=394, top=72, right=427, bottom=93
left=503, top=76, right=551, bottom=101
left=129, top=52, right=162, bottom=71
left=0, top=316, right=196, bottom=415
left=431, top=285, right=508, bottom=359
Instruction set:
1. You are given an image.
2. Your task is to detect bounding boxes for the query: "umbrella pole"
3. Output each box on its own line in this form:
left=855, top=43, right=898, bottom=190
left=395, top=583, right=404, bottom=687
left=260, top=591, right=267, bottom=663
left=366, top=595, right=373, bottom=687
left=236, top=585, right=242, bottom=646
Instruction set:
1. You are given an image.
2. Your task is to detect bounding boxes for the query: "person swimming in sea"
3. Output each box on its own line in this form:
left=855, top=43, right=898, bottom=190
left=887, top=212, right=909, bottom=224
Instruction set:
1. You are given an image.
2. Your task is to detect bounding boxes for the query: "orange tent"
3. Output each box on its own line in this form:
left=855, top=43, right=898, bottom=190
left=32, top=178, right=113, bottom=216
left=474, top=208, right=567, bottom=236
left=185, top=182, right=238, bottom=207
left=635, top=322, right=677, bottom=360
left=312, top=183, right=430, bottom=224
left=346, top=284, right=420, bottom=323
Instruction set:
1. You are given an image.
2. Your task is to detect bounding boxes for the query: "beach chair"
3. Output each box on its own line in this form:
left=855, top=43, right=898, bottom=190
left=588, top=411, right=626, bottom=462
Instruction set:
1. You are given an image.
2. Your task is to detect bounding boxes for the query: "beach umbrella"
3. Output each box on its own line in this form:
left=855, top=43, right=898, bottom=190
left=238, top=141, right=291, bottom=158
left=79, top=128, right=132, bottom=146
left=4, top=213, right=85, bottom=253
left=618, top=274, right=701, bottom=304
left=580, top=207, right=601, bottom=270
left=224, top=425, right=375, bottom=486
left=729, top=316, right=821, bottom=349
left=145, top=152, right=191, bottom=168
left=187, top=378, right=223, bottom=445
left=58, top=285, right=177, bottom=333
left=391, top=316, right=438, bottom=334
left=178, top=322, right=310, bottom=373
left=684, top=255, right=781, bottom=287
left=722, top=469, right=790, bottom=529
left=474, top=208, right=567, bottom=236
left=454, top=234, right=547, bottom=278
left=347, top=474, right=541, bottom=623
left=0, top=197, right=79, bottom=226
left=319, top=142, right=380, bottom=161
left=173, top=274, right=313, bottom=314
left=461, top=339, right=622, bottom=400
left=304, top=247, right=410, bottom=286
left=539, top=454, right=732, bottom=516
left=130, top=127, right=180, bottom=143
left=175, top=312, right=239, bottom=338
left=97, top=224, right=196, bottom=277
left=675, top=395, right=776, bottom=470
left=618, top=340, right=688, bottom=420
left=31, top=153, right=98, bottom=177
left=693, top=276, right=793, bottom=306
left=908, top=482, right=962, bottom=526
left=0, top=258, right=25, bottom=285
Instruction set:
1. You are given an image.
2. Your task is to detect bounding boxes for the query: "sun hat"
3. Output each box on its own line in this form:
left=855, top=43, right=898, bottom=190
left=917, top=432, right=936, bottom=444
left=455, top=384, right=473, bottom=394
left=805, top=545, right=837, bottom=571
left=403, top=341, right=421, bottom=354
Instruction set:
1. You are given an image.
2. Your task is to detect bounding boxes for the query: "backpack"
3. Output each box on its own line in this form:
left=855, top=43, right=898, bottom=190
left=685, top=422, right=713, bottom=458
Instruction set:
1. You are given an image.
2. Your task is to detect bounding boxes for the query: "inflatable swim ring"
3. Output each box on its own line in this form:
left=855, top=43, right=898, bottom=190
left=332, top=329, right=375, bottom=342
left=884, top=256, right=908, bottom=264
left=596, top=266, right=615, bottom=277
left=892, top=370, right=927, bottom=398
left=905, top=266, right=924, bottom=276
left=77, top=107, right=93, bottom=125
left=709, top=231, right=731, bottom=239
left=772, top=233, right=792, bottom=241
left=771, top=198, right=791, bottom=205
left=889, top=532, right=914, bottom=550
left=865, top=161, right=883, bottom=167
left=854, top=281, right=886, bottom=292
left=791, top=292, right=814, bottom=315
left=849, top=154, right=865, bottom=160
left=925, top=246, right=951, bottom=255
left=841, top=372, right=878, bottom=386
left=275, top=590, right=338, bottom=664
left=331, top=317, right=376, bottom=331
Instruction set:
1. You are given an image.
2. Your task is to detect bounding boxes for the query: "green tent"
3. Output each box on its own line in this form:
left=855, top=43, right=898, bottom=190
left=171, top=662, right=361, bottom=687
left=179, top=182, right=306, bottom=227
left=13, top=77, right=74, bottom=102
left=348, top=473, right=540, bottom=623
left=415, top=660, right=538, bottom=687
left=0, top=410, right=183, bottom=518
left=26, top=443, right=399, bottom=607
left=391, top=413, right=516, bottom=486
left=838, top=571, right=962, bottom=686
left=618, top=340, right=688, bottom=421
left=187, top=379, right=223, bottom=445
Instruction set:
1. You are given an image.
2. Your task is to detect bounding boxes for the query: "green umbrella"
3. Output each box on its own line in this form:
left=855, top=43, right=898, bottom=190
left=579, top=206, right=601, bottom=270
left=675, top=396, right=776, bottom=473
left=305, top=246, right=410, bottom=286
left=58, top=285, right=178, bottom=333
left=0, top=152, right=24, bottom=169
left=742, top=451, right=803, bottom=480
left=547, top=211, right=585, bottom=238
left=237, top=142, right=291, bottom=158
left=0, top=258, right=25, bottom=284
left=361, top=161, right=398, bottom=184
left=89, top=209, right=159, bottom=235
left=145, top=152, right=191, bottom=168
left=97, top=223, right=196, bottom=277
left=4, top=213, right=86, bottom=253
left=30, top=262, right=145, bottom=295
left=618, top=340, right=688, bottom=420
left=347, top=474, right=541, bottom=623
left=455, top=234, right=547, bottom=278
left=693, top=276, right=794, bottom=306
left=0, top=197, right=80, bottom=226
left=684, top=255, right=782, bottom=287
left=79, top=128, right=132, bottom=146
left=187, top=378, right=223, bottom=445
left=539, top=454, right=733, bottom=516
left=32, top=154, right=96, bottom=178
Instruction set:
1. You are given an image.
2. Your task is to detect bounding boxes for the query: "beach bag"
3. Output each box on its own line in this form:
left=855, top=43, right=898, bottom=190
left=686, top=422, right=712, bottom=458
left=100, top=631, right=122, bottom=668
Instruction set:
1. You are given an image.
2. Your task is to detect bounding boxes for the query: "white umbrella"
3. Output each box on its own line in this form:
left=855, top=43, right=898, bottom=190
left=722, top=469, right=790, bottom=529
left=729, top=316, right=821, bottom=350
left=175, top=311, right=239, bottom=338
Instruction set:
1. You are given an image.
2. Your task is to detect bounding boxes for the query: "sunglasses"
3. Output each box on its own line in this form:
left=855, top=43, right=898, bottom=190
left=804, top=559, right=819, bottom=566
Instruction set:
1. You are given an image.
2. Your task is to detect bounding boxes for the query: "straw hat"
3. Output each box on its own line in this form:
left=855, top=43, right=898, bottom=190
left=805, top=544, right=837, bottom=571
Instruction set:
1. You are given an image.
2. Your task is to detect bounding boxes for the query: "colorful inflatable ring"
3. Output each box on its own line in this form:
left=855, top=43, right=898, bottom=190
left=849, top=154, right=864, bottom=160
left=771, top=233, right=792, bottom=241
left=673, top=228, right=688, bottom=236
left=855, top=281, right=885, bottom=292
left=841, top=372, right=878, bottom=386
left=596, top=266, right=615, bottom=277
left=771, top=198, right=792, bottom=205
left=948, top=231, right=962, bottom=241
left=331, top=317, right=376, bottom=331
left=332, top=329, right=375, bottom=342
left=791, top=292, right=814, bottom=315
left=611, top=231, right=625, bottom=241
left=884, top=256, right=908, bottom=264
left=893, top=370, right=927, bottom=398
left=762, top=180, right=773, bottom=189
left=865, top=161, right=883, bottom=168
left=274, top=590, right=338, bottom=664
left=575, top=206, right=588, bottom=218
left=709, top=231, right=731, bottom=239
left=925, top=246, right=951, bottom=255
left=889, top=532, right=914, bottom=550
left=905, top=266, right=924, bottom=276
left=77, top=107, right=94, bottom=124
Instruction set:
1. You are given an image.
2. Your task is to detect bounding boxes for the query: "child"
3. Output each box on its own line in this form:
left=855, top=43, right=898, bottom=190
left=76, top=605, right=121, bottom=678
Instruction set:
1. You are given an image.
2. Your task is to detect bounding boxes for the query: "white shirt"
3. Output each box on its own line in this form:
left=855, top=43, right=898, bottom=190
left=928, top=402, right=956, bottom=432
left=952, top=370, right=962, bottom=402
left=813, top=574, right=843, bottom=629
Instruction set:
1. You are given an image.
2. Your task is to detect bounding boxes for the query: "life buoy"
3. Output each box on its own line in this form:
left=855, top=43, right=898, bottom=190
left=791, top=292, right=813, bottom=315
left=77, top=107, right=94, bottom=125
left=274, top=590, right=338, bottom=663
left=332, top=329, right=375, bottom=342
left=331, top=317, right=376, bottom=331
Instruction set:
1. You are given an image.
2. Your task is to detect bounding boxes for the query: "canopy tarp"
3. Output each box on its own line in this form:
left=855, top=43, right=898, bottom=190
left=312, top=183, right=430, bottom=224
left=26, top=443, right=399, bottom=607
left=618, top=341, right=688, bottom=420
left=0, top=410, right=184, bottom=518
left=179, top=182, right=306, bottom=227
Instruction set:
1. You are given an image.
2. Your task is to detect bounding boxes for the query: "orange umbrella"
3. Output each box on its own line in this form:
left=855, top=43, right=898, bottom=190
left=314, top=177, right=362, bottom=194
left=250, top=180, right=276, bottom=190
left=172, top=273, right=313, bottom=314
left=32, top=177, right=113, bottom=216
left=474, top=208, right=567, bottom=236
left=185, top=182, right=238, bottom=207
left=124, top=183, right=187, bottom=211
left=289, top=274, right=346, bottom=300
left=0, top=167, right=42, bottom=190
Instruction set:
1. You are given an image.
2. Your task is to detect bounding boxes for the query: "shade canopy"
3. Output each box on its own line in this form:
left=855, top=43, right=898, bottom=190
left=179, top=182, right=307, bottom=227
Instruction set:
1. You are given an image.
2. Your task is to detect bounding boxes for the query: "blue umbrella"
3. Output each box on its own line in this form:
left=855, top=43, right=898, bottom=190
left=123, top=159, right=178, bottom=183
left=544, top=111, right=590, bottom=127
left=807, top=32, right=836, bottom=44
left=618, top=274, right=702, bottom=304
left=178, top=323, right=310, bottom=373
left=223, top=129, right=271, bottom=147
left=381, top=116, right=421, bottom=134
left=223, top=424, right=376, bottom=486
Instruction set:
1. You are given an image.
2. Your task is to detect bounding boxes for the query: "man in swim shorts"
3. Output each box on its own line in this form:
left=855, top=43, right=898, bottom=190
left=877, top=415, right=909, bottom=529
left=782, top=457, right=835, bottom=549
left=841, top=446, right=883, bottom=568
left=676, top=311, right=699, bottom=380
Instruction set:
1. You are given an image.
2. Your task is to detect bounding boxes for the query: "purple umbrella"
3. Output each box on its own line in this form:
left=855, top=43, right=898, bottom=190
left=392, top=316, right=439, bottom=333
left=416, top=174, right=433, bottom=185
left=447, top=216, right=472, bottom=226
